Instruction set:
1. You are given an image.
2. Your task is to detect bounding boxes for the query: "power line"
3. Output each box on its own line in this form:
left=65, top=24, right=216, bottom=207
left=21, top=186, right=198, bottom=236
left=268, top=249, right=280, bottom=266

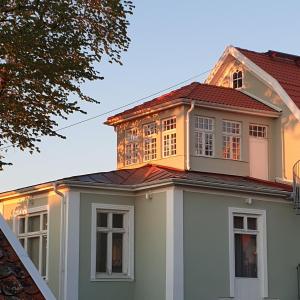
left=0, top=68, right=211, bottom=151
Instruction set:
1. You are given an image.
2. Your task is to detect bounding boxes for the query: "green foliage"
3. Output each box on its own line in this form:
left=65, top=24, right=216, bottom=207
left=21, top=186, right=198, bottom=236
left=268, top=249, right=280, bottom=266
left=0, top=0, right=134, bottom=169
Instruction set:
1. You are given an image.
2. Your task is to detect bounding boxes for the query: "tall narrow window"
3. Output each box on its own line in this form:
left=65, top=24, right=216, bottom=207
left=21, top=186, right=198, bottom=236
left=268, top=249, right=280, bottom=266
left=143, top=122, right=157, bottom=161
left=91, top=204, right=134, bottom=280
left=162, top=117, right=176, bottom=158
left=17, top=208, right=48, bottom=279
left=232, top=70, right=243, bottom=89
left=222, top=120, right=241, bottom=160
left=194, top=116, right=214, bottom=157
left=125, top=128, right=139, bottom=165
left=233, top=215, right=258, bottom=278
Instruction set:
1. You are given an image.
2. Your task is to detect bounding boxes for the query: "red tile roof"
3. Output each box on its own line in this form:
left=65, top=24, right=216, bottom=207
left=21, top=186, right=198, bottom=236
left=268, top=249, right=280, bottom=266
left=106, top=82, right=276, bottom=125
left=0, top=229, right=45, bottom=299
left=63, top=164, right=292, bottom=194
left=237, top=47, right=300, bottom=109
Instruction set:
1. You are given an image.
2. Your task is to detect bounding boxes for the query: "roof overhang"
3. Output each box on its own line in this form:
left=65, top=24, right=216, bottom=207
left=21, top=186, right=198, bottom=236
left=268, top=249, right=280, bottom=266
left=206, top=45, right=300, bottom=121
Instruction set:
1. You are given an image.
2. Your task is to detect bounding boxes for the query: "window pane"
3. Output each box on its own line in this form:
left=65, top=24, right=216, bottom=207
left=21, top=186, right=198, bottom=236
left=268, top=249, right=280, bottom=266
left=42, top=214, right=48, bottom=231
left=96, top=232, right=107, bottom=273
left=28, top=215, right=40, bottom=232
left=235, top=234, right=257, bottom=278
left=247, top=218, right=257, bottom=230
left=19, top=218, right=25, bottom=234
left=19, top=238, right=25, bottom=247
left=97, top=213, right=108, bottom=227
left=27, top=237, right=40, bottom=269
left=41, top=236, right=47, bottom=277
left=112, top=233, right=123, bottom=273
left=113, top=214, right=123, bottom=228
left=234, top=216, right=244, bottom=229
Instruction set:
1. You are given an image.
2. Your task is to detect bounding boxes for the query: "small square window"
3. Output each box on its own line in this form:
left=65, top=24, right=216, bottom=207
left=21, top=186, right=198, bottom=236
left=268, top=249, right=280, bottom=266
left=97, top=213, right=108, bottom=227
left=234, top=216, right=244, bottom=229
left=247, top=217, right=257, bottom=230
left=28, top=215, right=40, bottom=233
left=113, top=214, right=123, bottom=228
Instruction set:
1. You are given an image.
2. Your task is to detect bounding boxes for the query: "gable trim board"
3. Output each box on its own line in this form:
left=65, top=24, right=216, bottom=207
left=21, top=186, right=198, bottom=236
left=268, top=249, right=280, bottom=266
left=0, top=213, right=56, bottom=300
left=206, top=46, right=300, bottom=121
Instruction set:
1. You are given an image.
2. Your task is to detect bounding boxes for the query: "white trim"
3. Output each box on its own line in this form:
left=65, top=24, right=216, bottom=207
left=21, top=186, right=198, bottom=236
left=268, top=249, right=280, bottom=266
left=0, top=213, right=55, bottom=300
left=166, top=187, right=184, bottom=300
left=206, top=45, right=300, bottom=121
left=228, top=207, right=268, bottom=298
left=64, top=191, right=80, bottom=300
left=90, top=203, right=134, bottom=281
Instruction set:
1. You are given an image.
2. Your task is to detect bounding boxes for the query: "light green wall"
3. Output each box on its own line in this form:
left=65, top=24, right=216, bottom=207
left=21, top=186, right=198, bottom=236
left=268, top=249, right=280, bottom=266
left=79, top=191, right=166, bottom=300
left=184, top=190, right=300, bottom=300
left=1, top=194, right=61, bottom=298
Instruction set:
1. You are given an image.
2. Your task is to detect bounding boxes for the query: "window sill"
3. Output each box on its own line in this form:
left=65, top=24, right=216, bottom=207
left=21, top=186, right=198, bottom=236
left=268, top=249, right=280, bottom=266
left=91, top=275, right=134, bottom=282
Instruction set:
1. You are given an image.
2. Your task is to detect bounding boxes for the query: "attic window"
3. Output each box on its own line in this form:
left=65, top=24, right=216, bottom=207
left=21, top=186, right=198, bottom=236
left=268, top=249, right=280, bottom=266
left=232, top=70, right=243, bottom=89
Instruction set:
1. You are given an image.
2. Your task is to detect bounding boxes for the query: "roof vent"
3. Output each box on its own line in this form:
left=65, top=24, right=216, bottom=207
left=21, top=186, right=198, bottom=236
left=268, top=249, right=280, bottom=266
left=293, top=160, right=300, bottom=213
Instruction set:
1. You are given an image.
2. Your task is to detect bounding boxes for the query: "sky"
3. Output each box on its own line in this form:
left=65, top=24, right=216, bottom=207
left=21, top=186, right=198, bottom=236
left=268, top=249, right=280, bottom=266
left=1, top=0, right=300, bottom=192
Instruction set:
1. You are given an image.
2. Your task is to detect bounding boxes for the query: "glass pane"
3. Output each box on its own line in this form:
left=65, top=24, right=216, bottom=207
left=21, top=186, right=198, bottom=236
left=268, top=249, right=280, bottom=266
left=27, top=237, right=40, bottom=270
left=28, top=215, right=40, bottom=232
left=41, top=236, right=47, bottom=277
left=96, top=232, right=107, bottom=273
left=247, top=217, right=257, bottom=230
left=112, top=214, right=123, bottom=228
left=19, top=218, right=25, bottom=234
left=19, top=238, right=25, bottom=247
left=235, top=234, right=257, bottom=278
left=42, top=214, right=48, bottom=231
left=234, top=216, right=244, bottom=229
left=112, top=233, right=123, bottom=273
left=97, top=213, right=108, bottom=227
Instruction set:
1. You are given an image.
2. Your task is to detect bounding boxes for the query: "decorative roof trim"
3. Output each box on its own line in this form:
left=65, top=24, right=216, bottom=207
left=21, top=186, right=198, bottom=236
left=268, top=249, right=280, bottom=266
left=206, top=46, right=300, bottom=121
left=0, top=214, right=56, bottom=300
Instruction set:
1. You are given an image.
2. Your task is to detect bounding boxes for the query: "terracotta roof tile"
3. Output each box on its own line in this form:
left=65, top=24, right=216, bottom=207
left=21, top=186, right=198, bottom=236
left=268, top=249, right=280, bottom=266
left=237, top=47, right=300, bottom=109
left=106, top=82, right=276, bottom=124
left=0, top=230, right=45, bottom=299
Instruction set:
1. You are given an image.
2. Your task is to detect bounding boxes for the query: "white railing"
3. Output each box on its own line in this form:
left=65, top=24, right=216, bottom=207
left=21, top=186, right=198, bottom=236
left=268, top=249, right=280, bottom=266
left=293, top=160, right=300, bottom=212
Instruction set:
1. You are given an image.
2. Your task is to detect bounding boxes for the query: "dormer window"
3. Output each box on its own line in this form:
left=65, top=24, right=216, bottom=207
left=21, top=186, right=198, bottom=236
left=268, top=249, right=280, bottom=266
left=232, top=70, right=243, bottom=89
left=125, top=128, right=139, bottom=165
left=143, top=122, right=157, bottom=161
left=162, top=117, right=176, bottom=158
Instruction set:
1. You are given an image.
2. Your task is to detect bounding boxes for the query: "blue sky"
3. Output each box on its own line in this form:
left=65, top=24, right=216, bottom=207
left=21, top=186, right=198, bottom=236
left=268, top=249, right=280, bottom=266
left=1, top=0, right=299, bottom=192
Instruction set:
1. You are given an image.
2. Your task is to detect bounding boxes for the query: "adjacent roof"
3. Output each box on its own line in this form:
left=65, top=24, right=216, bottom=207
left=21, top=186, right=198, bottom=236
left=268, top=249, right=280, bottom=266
left=105, top=82, right=277, bottom=125
left=237, top=47, right=300, bottom=109
left=0, top=215, right=55, bottom=299
left=58, top=164, right=292, bottom=195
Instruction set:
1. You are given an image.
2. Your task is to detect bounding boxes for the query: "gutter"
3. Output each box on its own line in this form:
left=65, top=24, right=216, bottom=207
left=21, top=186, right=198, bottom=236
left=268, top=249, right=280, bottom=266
left=186, top=100, right=195, bottom=170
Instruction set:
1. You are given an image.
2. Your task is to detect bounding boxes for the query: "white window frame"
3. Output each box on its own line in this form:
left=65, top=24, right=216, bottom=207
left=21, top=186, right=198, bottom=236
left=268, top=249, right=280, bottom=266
left=125, top=128, right=139, bottom=166
left=194, top=116, right=215, bottom=157
left=232, top=69, right=244, bottom=89
left=143, top=122, right=157, bottom=161
left=162, top=117, right=177, bottom=158
left=14, top=205, right=49, bottom=280
left=91, top=203, right=134, bottom=281
left=249, top=124, right=268, bottom=139
left=228, top=207, right=268, bottom=298
left=222, top=120, right=242, bottom=161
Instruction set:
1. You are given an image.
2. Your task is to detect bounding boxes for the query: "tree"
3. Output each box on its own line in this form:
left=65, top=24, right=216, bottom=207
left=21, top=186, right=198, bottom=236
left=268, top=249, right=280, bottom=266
left=0, top=0, right=134, bottom=169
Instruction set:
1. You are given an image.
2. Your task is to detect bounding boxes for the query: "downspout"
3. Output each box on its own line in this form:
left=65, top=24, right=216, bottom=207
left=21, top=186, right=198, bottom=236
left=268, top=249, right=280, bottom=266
left=186, top=100, right=196, bottom=170
left=53, top=183, right=66, bottom=300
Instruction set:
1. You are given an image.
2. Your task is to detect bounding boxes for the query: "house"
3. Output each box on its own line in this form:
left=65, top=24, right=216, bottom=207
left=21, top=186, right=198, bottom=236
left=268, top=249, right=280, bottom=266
left=0, top=45, right=300, bottom=300
left=0, top=211, right=55, bottom=299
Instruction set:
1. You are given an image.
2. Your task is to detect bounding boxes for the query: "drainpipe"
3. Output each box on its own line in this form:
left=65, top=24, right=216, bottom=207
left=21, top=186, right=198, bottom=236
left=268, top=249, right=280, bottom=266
left=186, top=100, right=196, bottom=170
left=53, top=183, right=66, bottom=300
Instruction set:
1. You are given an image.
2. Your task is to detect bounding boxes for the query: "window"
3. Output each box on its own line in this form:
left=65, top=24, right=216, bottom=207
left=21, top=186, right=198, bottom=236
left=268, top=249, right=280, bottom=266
left=194, top=116, right=214, bottom=157
left=162, top=117, right=176, bottom=158
left=249, top=124, right=267, bottom=138
left=222, top=120, right=241, bottom=160
left=143, top=122, right=157, bottom=161
left=232, top=70, right=243, bottom=89
left=233, top=215, right=258, bottom=278
left=91, top=204, right=134, bottom=280
left=16, top=207, right=48, bottom=279
left=125, top=128, right=139, bottom=165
